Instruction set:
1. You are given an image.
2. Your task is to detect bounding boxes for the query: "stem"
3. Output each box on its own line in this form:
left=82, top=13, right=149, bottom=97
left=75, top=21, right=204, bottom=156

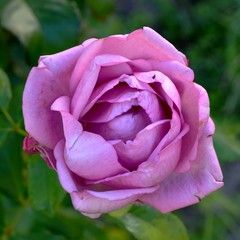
left=1, top=108, right=27, bottom=137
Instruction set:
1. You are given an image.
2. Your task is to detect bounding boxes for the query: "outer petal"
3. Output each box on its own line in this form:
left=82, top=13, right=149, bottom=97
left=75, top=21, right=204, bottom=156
left=139, top=118, right=223, bottom=213
left=172, top=79, right=200, bottom=172
left=55, top=139, right=152, bottom=219
left=70, top=185, right=159, bottom=218
left=99, top=27, right=187, bottom=64
left=69, top=27, right=187, bottom=94
left=194, top=83, right=210, bottom=136
left=150, top=60, right=194, bottom=82
left=54, top=140, right=81, bottom=192
left=23, top=45, right=83, bottom=149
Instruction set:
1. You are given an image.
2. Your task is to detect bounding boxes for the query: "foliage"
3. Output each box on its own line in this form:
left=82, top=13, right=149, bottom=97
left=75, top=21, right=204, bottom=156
left=0, top=0, right=240, bottom=239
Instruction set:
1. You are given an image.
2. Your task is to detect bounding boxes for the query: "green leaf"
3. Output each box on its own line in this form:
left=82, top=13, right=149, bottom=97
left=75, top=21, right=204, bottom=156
left=10, top=233, right=67, bottom=240
left=109, top=205, right=132, bottom=218
left=0, top=195, right=4, bottom=236
left=86, top=0, right=115, bottom=19
left=0, top=0, right=10, bottom=16
left=1, top=0, right=81, bottom=62
left=0, top=133, right=24, bottom=201
left=0, top=111, right=10, bottom=147
left=0, top=0, right=40, bottom=46
left=214, top=118, right=240, bottom=162
left=121, top=213, right=161, bottom=240
left=26, top=0, right=81, bottom=57
left=28, top=155, right=66, bottom=216
left=120, top=206, right=189, bottom=240
left=0, top=68, right=12, bottom=110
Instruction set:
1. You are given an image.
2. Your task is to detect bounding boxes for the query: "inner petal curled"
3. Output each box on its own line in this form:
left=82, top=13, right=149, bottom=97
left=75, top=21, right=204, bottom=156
left=84, top=106, right=151, bottom=142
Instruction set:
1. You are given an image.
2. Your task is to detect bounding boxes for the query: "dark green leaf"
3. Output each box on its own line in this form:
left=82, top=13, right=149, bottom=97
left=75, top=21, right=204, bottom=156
left=0, top=133, right=25, bottom=201
left=28, top=155, right=66, bottom=216
left=0, top=111, right=10, bottom=147
left=40, top=207, right=109, bottom=240
left=0, top=195, right=4, bottom=235
left=0, top=68, right=12, bottom=110
left=86, top=0, right=115, bottom=19
left=26, top=0, right=81, bottom=57
left=0, top=0, right=10, bottom=16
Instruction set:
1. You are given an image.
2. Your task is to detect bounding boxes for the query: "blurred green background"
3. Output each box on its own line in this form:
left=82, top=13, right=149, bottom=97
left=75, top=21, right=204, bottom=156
left=0, top=0, right=240, bottom=239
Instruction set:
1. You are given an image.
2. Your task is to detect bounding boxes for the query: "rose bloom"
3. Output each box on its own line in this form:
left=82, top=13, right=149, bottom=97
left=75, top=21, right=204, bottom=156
left=23, top=27, right=223, bottom=218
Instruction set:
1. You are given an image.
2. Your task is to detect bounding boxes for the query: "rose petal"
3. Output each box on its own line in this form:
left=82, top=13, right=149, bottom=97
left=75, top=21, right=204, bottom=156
left=51, top=96, right=70, bottom=112
left=69, top=39, right=101, bottom=93
left=98, top=62, right=133, bottom=83
left=86, top=107, right=151, bottom=141
left=142, top=27, right=188, bottom=65
left=71, top=54, right=130, bottom=119
left=147, top=109, right=183, bottom=161
left=139, top=118, right=223, bottom=213
left=150, top=60, right=194, bottom=82
left=70, top=185, right=159, bottom=217
left=172, top=80, right=200, bottom=172
left=82, top=73, right=149, bottom=117
left=39, top=45, right=84, bottom=91
left=194, top=83, right=210, bottom=136
left=23, top=68, right=63, bottom=149
left=60, top=111, right=128, bottom=180
left=82, top=78, right=120, bottom=116
left=113, top=120, right=170, bottom=170
left=87, top=123, right=188, bottom=188
left=82, top=99, right=138, bottom=123
left=23, top=45, right=84, bottom=149
left=137, top=91, right=164, bottom=122
left=98, top=27, right=187, bottom=64
left=98, top=84, right=140, bottom=103
left=122, top=75, right=155, bottom=93
left=135, top=71, right=181, bottom=111
left=129, top=59, right=153, bottom=72
left=54, top=140, right=80, bottom=192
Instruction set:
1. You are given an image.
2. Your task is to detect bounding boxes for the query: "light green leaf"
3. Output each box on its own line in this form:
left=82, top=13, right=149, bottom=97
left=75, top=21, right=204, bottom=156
left=109, top=205, right=132, bottom=218
left=120, top=206, right=189, bottom=240
left=121, top=213, right=161, bottom=240
left=152, top=213, right=189, bottom=240
left=28, top=155, right=66, bottom=216
left=1, top=0, right=40, bottom=46
left=0, top=68, right=12, bottom=110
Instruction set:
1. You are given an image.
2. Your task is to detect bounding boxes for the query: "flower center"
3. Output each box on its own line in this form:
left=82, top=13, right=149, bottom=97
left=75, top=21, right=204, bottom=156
left=83, top=106, right=151, bottom=142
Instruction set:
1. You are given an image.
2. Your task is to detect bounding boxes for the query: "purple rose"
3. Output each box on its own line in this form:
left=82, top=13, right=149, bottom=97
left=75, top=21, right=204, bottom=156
left=23, top=27, right=223, bottom=218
